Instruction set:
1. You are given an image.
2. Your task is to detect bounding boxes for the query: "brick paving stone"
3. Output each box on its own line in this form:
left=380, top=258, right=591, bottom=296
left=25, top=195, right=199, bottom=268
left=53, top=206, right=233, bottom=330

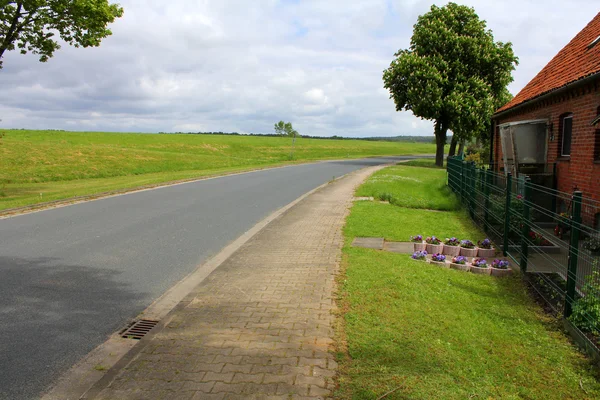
left=92, top=166, right=383, bottom=399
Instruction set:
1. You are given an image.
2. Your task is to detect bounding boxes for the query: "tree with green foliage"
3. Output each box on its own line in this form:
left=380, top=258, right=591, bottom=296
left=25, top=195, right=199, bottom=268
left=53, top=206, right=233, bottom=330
left=0, top=0, right=124, bottom=69
left=274, top=120, right=300, bottom=159
left=274, top=120, right=298, bottom=138
left=383, top=2, right=518, bottom=167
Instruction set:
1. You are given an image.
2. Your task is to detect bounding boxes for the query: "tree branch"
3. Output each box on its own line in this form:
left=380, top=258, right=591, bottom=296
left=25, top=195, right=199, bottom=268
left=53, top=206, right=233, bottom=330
left=0, top=1, right=22, bottom=59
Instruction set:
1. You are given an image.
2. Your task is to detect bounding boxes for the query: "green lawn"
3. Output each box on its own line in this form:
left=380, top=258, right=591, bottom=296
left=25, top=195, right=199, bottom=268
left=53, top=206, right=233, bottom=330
left=399, top=158, right=445, bottom=168
left=336, top=165, right=600, bottom=399
left=355, top=165, right=460, bottom=211
left=0, top=129, right=436, bottom=211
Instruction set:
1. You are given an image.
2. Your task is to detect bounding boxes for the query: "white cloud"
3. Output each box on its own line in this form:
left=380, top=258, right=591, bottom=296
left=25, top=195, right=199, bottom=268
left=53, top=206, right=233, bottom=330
left=0, top=0, right=598, bottom=137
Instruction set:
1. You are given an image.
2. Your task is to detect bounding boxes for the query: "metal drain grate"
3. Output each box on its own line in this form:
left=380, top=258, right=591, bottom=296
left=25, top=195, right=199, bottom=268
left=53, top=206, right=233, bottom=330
left=120, top=319, right=159, bottom=340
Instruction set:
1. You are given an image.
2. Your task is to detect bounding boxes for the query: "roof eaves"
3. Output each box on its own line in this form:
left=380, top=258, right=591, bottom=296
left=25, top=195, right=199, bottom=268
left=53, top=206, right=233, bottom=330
left=493, top=71, right=600, bottom=119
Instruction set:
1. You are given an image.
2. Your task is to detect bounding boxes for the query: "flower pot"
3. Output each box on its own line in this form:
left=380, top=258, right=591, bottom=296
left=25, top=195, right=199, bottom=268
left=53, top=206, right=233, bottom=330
left=477, top=248, right=495, bottom=258
left=413, top=242, right=426, bottom=252
left=429, top=260, right=448, bottom=268
left=442, top=245, right=460, bottom=256
left=470, top=265, right=491, bottom=275
left=490, top=267, right=512, bottom=277
left=460, top=247, right=478, bottom=257
left=450, top=263, right=469, bottom=272
left=426, top=244, right=443, bottom=254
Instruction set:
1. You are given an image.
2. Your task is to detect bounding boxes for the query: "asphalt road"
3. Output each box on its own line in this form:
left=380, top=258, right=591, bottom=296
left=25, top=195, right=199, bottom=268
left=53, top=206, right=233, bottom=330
left=0, top=156, right=423, bottom=399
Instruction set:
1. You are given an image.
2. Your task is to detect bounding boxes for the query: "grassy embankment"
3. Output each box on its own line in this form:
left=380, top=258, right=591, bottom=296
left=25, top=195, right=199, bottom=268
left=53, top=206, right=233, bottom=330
left=336, top=164, right=600, bottom=399
left=0, top=129, right=437, bottom=211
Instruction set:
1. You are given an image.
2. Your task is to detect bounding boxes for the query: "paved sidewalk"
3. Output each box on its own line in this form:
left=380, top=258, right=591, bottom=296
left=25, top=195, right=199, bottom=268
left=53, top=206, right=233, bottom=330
left=88, top=166, right=383, bottom=400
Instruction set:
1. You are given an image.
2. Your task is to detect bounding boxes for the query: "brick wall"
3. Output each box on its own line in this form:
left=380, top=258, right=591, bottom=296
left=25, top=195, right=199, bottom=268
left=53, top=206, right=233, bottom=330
left=493, top=79, right=600, bottom=224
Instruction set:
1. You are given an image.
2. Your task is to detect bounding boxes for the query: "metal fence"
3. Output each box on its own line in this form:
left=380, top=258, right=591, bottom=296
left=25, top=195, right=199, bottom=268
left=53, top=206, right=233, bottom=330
left=447, top=156, right=600, bottom=362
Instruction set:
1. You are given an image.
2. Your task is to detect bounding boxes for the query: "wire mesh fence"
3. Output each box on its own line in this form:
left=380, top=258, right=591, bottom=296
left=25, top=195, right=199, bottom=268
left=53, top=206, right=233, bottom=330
left=447, top=156, right=600, bottom=360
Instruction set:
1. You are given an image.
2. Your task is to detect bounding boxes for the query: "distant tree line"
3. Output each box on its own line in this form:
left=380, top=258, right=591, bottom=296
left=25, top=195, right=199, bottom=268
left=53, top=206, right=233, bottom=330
left=158, top=131, right=443, bottom=143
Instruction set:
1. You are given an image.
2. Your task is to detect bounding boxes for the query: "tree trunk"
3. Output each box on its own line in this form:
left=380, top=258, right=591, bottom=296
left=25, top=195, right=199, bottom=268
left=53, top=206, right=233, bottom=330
left=434, top=120, right=447, bottom=167
left=448, top=136, right=458, bottom=157
left=458, top=140, right=466, bottom=156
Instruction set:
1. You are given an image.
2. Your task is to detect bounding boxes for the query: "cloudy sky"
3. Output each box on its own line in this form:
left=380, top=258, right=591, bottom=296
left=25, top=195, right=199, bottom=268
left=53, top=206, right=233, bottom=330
left=0, top=1, right=598, bottom=137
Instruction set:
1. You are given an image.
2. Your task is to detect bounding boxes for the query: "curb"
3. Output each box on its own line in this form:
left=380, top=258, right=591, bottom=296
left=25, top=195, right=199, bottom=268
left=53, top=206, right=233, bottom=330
left=42, top=169, right=358, bottom=400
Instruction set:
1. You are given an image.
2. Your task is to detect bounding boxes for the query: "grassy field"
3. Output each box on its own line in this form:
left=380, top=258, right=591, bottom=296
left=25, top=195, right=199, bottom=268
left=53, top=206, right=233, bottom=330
left=399, top=158, right=445, bottom=168
left=336, top=165, right=600, bottom=399
left=355, top=165, right=460, bottom=211
left=0, top=129, right=437, bottom=211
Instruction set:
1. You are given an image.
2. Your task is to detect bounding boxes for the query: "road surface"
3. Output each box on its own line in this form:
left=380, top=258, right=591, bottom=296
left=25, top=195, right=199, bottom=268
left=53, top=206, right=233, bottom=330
left=0, top=156, right=422, bottom=399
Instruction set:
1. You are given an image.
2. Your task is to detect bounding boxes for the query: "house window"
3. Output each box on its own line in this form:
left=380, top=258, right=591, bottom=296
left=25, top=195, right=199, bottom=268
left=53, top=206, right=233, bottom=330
left=561, top=114, right=573, bottom=156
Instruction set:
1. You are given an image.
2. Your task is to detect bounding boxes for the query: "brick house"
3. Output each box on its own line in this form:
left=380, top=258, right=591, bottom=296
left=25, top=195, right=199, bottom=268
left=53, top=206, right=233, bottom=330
left=491, top=12, right=600, bottom=222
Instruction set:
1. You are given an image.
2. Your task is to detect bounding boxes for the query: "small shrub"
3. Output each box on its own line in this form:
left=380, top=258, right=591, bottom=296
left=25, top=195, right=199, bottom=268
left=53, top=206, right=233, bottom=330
left=569, top=268, right=600, bottom=336
left=583, top=236, right=600, bottom=253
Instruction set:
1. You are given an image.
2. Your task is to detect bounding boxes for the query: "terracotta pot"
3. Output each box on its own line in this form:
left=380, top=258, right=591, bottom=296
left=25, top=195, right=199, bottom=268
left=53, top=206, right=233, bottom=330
left=490, top=267, right=513, bottom=277
left=426, top=243, right=443, bottom=254
left=470, top=265, right=491, bottom=275
left=450, top=263, right=469, bottom=272
left=477, top=248, right=495, bottom=258
left=413, top=242, right=426, bottom=252
left=460, top=247, right=478, bottom=257
left=429, top=260, right=448, bottom=268
left=442, top=245, right=460, bottom=256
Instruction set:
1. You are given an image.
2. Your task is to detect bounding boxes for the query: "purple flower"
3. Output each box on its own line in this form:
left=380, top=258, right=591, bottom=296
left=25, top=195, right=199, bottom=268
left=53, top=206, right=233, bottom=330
left=410, top=235, right=423, bottom=242
left=445, top=237, right=460, bottom=246
left=426, top=236, right=441, bottom=245
left=452, top=255, right=467, bottom=264
left=431, top=253, right=446, bottom=262
left=492, top=259, right=509, bottom=269
left=472, top=258, right=488, bottom=268
left=460, top=239, right=475, bottom=249
left=412, top=250, right=428, bottom=260
left=477, top=238, right=493, bottom=249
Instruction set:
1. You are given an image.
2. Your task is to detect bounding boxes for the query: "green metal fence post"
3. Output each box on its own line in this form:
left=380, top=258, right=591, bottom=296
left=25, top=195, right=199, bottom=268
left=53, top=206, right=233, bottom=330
left=520, top=177, right=532, bottom=273
left=469, top=162, right=476, bottom=219
left=484, top=169, right=491, bottom=231
left=461, top=161, right=466, bottom=203
left=565, top=191, right=582, bottom=318
left=503, top=172, right=512, bottom=256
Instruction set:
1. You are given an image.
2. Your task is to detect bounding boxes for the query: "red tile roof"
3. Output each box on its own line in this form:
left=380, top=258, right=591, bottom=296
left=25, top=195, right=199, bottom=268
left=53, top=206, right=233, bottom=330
left=496, top=12, right=600, bottom=114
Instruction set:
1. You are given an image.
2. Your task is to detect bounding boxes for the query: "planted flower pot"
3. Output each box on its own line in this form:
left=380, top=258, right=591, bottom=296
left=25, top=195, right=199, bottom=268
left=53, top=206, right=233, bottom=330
left=470, top=265, right=491, bottom=275
left=442, top=245, right=460, bottom=257
left=477, top=248, right=495, bottom=258
left=477, top=239, right=495, bottom=258
left=450, top=262, right=469, bottom=272
left=460, top=247, right=478, bottom=257
left=413, top=242, right=426, bottom=252
left=490, top=267, right=513, bottom=277
left=426, top=243, right=443, bottom=254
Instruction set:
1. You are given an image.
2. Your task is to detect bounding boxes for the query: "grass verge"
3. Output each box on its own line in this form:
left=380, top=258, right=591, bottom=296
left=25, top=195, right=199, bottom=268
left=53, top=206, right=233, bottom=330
left=355, top=165, right=459, bottom=211
left=0, top=129, right=438, bottom=211
left=336, top=165, right=600, bottom=399
left=399, top=158, right=445, bottom=168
